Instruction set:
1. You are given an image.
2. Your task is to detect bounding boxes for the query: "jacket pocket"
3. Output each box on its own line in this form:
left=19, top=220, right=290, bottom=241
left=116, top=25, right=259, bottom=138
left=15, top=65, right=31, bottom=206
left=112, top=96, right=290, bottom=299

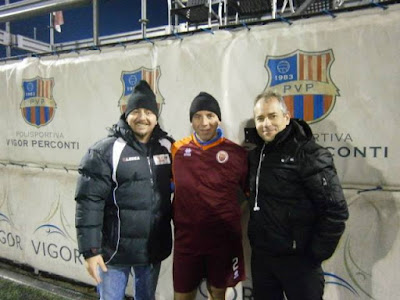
left=103, top=212, right=119, bottom=250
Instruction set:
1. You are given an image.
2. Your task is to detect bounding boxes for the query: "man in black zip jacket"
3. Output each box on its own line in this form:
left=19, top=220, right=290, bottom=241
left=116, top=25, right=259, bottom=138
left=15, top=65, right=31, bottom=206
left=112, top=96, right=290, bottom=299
left=248, top=91, right=349, bottom=300
left=75, top=80, right=173, bottom=300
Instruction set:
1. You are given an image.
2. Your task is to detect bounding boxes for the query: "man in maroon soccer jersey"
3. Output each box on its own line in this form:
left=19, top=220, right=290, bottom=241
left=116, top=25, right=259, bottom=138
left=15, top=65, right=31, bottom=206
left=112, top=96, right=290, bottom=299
left=171, top=92, right=248, bottom=300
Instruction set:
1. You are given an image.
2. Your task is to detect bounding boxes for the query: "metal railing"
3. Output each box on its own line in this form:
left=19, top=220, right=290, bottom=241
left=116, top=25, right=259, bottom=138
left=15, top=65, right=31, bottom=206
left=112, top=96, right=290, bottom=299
left=0, top=0, right=398, bottom=61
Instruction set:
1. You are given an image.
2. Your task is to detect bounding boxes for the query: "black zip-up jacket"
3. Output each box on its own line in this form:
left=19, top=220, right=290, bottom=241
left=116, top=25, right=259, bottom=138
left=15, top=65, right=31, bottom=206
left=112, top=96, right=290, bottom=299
left=248, top=119, right=349, bottom=263
left=75, top=118, right=173, bottom=265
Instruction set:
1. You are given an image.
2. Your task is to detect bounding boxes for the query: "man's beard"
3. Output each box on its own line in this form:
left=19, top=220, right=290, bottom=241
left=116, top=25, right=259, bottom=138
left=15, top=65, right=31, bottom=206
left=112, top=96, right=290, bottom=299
left=135, top=132, right=146, bottom=138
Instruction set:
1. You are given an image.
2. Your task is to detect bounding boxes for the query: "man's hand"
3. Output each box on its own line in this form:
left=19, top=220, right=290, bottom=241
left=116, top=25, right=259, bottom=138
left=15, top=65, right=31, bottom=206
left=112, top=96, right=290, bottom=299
left=85, top=254, right=107, bottom=284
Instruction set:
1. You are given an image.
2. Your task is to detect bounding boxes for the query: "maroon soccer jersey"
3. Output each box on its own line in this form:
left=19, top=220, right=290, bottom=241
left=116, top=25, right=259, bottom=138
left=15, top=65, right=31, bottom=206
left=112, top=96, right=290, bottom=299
left=172, top=134, right=248, bottom=254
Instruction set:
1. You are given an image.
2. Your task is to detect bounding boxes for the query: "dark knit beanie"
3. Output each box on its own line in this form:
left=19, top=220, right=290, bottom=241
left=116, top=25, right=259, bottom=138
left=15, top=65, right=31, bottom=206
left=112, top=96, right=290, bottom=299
left=189, top=92, right=221, bottom=121
left=124, top=80, right=158, bottom=119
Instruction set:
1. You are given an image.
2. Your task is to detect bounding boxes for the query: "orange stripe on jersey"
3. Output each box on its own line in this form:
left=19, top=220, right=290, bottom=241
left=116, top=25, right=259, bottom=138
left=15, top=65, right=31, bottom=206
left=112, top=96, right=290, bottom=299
left=171, top=136, right=192, bottom=160
left=171, top=136, right=192, bottom=186
left=192, top=134, right=225, bottom=151
left=172, top=134, right=227, bottom=159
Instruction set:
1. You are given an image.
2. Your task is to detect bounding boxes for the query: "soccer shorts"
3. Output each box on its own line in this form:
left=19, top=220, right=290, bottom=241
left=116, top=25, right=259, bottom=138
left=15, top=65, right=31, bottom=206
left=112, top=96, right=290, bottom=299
left=173, top=244, right=245, bottom=293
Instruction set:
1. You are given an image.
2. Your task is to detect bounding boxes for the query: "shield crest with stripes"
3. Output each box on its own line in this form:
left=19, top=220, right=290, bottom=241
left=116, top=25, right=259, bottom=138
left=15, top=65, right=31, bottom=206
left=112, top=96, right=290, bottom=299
left=118, top=67, right=164, bottom=115
left=20, top=77, right=57, bottom=128
left=265, top=49, right=339, bottom=123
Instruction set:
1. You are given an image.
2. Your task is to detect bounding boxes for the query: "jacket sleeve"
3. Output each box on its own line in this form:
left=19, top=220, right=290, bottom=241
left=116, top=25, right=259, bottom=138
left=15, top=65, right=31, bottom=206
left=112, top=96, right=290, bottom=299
left=300, top=144, right=349, bottom=263
left=75, top=146, right=112, bottom=256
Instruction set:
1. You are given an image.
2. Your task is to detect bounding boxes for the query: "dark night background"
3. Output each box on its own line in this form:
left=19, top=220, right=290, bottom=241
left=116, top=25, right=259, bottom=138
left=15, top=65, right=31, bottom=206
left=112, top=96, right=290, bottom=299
left=0, top=0, right=169, bottom=58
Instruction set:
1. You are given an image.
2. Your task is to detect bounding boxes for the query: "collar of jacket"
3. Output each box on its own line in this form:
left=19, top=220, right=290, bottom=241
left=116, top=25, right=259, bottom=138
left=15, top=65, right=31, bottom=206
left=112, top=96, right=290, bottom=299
left=193, top=127, right=224, bottom=146
left=260, top=118, right=314, bottom=150
left=262, top=121, right=293, bottom=151
left=291, top=118, right=314, bottom=142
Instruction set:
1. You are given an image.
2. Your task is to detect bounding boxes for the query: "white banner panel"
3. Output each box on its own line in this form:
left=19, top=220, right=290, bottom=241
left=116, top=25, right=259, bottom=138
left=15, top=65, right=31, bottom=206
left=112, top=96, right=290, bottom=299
left=1, top=163, right=400, bottom=299
left=1, top=7, right=399, bottom=186
left=323, top=189, right=400, bottom=300
left=0, top=164, right=175, bottom=299
left=0, top=165, right=87, bottom=280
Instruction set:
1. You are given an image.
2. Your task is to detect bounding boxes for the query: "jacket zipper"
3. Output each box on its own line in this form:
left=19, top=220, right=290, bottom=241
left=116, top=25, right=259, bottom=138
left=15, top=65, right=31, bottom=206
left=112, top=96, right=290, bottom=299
left=288, top=210, right=296, bottom=250
left=253, top=144, right=266, bottom=211
left=147, top=157, right=154, bottom=187
left=146, top=156, right=156, bottom=260
left=147, top=156, right=155, bottom=218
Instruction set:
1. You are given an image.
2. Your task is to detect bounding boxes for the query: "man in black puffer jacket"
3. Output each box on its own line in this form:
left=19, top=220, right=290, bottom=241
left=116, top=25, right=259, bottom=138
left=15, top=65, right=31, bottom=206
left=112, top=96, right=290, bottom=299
left=248, top=91, right=349, bottom=300
left=75, top=80, right=173, bottom=300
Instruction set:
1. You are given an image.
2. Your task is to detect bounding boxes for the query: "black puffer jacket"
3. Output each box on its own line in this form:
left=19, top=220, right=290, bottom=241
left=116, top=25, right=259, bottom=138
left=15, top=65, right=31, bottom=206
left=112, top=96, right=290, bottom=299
left=248, top=119, right=348, bottom=263
left=75, top=118, right=173, bottom=265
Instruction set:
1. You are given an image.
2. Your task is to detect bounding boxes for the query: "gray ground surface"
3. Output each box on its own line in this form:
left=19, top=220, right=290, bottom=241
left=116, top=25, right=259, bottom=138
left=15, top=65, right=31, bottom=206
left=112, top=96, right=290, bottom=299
left=0, top=259, right=98, bottom=299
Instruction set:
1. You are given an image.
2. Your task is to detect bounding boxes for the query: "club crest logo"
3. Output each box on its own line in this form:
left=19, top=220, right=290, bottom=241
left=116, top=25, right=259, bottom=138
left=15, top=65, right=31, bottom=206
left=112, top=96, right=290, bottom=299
left=265, top=49, right=339, bottom=123
left=20, top=77, right=57, bottom=127
left=118, top=67, right=164, bottom=116
left=216, top=150, right=229, bottom=164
